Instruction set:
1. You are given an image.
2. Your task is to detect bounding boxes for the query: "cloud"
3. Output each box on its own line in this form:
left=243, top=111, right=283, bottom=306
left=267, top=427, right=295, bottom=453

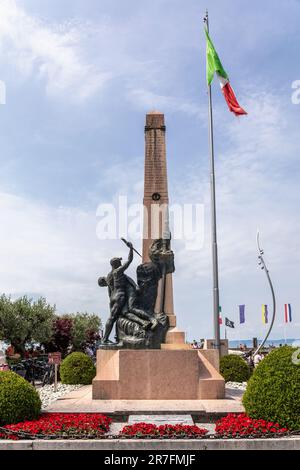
left=127, top=88, right=206, bottom=120
left=0, top=175, right=143, bottom=319
left=0, top=189, right=110, bottom=314
left=171, top=89, right=300, bottom=340
left=0, top=0, right=111, bottom=101
left=0, top=1, right=210, bottom=114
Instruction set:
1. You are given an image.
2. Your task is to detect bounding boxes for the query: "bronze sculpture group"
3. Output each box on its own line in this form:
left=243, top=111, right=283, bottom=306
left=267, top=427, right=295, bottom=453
left=98, top=239, right=174, bottom=349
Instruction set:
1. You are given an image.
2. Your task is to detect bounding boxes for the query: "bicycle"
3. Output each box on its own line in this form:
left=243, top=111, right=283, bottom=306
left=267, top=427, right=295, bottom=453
left=42, top=363, right=55, bottom=386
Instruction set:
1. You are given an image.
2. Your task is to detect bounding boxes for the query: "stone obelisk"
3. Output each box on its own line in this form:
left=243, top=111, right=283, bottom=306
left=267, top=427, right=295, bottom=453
left=143, top=111, right=187, bottom=348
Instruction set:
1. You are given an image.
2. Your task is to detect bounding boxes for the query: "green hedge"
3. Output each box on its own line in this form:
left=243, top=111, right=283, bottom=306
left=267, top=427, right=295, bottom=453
left=243, top=346, right=300, bottom=430
left=60, top=352, right=96, bottom=385
left=0, top=371, right=41, bottom=425
left=220, top=354, right=251, bottom=383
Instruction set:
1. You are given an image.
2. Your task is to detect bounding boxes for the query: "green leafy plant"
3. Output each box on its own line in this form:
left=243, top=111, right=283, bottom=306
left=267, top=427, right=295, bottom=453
left=220, top=354, right=251, bottom=383
left=0, top=371, right=41, bottom=425
left=70, top=313, right=101, bottom=352
left=60, top=352, right=96, bottom=385
left=243, top=346, right=300, bottom=430
left=45, top=313, right=101, bottom=356
left=0, top=295, right=55, bottom=355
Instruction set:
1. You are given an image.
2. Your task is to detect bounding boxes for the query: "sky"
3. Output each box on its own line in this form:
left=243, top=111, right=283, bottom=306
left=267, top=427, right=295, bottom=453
left=0, top=0, right=299, bottom=342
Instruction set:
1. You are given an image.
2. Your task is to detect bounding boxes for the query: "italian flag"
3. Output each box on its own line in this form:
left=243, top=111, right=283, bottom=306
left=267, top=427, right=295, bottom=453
left=205, top=29, right=247, bottom=116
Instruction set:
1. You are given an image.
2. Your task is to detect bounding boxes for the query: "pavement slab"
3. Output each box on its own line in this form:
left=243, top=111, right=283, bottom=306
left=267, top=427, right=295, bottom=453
left=45, top=385, right=244, bottom=416
left=128, top=414, right=194, bottom=425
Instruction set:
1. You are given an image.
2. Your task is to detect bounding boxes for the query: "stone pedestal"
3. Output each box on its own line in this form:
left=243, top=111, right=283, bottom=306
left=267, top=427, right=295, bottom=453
left=205, top=339, right=229, bottom=357
left=93, top=349, right=225, bottom=400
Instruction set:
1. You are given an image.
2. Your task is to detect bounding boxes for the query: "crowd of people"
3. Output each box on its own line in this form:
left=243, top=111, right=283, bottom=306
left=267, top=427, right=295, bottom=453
left=188, top=338, right=277, bottom=373
left=190, top=339, right=205, bottom=349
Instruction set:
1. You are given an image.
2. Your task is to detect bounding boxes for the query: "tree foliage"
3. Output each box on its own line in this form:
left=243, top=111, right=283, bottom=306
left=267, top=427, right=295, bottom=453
left=45, top=313, right=101, bottom=355
left=46, top=317, right=73, bottom=356
left=0, top=294, right=102, bottom=357
left=70, top=313, right=101, bottom=352
left=0, top=295, right=55, bottom=354
left=220, top=354, right=251, bottom=383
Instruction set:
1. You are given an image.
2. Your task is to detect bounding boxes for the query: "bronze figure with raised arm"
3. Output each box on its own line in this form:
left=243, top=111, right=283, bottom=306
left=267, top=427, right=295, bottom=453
left=99, top=242, right=134, bottom=344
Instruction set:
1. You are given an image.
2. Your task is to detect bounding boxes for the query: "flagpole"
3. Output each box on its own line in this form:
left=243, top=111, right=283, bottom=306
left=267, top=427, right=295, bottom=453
left=204, top=10, right=221, bottom=355
left=284, top=322, right=287, bottom=345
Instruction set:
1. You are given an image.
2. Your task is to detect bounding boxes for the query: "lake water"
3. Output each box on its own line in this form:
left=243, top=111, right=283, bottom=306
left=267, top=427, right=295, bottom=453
left=229, top=338, right=300, bottom=348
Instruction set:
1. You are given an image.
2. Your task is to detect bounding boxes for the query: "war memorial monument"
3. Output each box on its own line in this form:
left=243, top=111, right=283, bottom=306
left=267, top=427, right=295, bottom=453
left=92, top=111, right=225, bottom=400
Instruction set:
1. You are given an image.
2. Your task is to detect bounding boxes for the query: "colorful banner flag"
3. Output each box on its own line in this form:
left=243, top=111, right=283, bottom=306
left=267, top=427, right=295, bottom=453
left=225, top=317, right=235, bottom=328
left=205, top=29, right=247, bottom=116
left=219, top=306, right=222, bottom=325
left=284, top=304, right=292, bottom=323
left=239, top=305, right=245, bottom=324
left=262, top=304, right=268, bottom=324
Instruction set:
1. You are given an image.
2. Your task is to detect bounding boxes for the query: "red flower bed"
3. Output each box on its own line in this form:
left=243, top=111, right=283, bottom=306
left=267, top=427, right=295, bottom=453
left=215, top=413, right=289, bottom=438
left=120, top=423, right=208, bottom=438
left=1, top=413, right=111, bottom=440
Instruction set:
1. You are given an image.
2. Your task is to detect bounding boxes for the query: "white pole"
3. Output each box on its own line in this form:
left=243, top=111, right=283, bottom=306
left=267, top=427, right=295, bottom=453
left=204, top=10, right=221, bottom=355
left=284, top=322, right=287, bottom=345
left=54, top=364, right=58, bottom=393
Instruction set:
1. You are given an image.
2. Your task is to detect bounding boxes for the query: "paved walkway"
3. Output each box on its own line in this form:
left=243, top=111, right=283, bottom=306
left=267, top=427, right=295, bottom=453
left=45, top=385, right=244, bottom=416
left=1, top=437, right=299, bottom=450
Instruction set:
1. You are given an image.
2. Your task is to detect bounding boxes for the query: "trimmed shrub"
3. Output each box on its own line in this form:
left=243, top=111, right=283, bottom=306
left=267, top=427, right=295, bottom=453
left=60, top=352, right=96, bottom=385
left=0, top=371, right=41, bottom=425
left=220, top=354, right=251, bottom=383
left=243, top=346, right=300, bottom=430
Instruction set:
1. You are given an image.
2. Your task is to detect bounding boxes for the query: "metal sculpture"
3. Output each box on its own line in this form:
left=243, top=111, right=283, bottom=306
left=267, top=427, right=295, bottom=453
left=253, top=231, right=276, bottom=356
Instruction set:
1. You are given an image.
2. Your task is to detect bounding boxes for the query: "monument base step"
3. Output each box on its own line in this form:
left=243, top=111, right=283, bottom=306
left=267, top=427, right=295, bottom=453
left=164, top=327, right=186, bottom=344
left=92, top=349, right=225, bottom=400
left=161, top=343, right=191, bottom=350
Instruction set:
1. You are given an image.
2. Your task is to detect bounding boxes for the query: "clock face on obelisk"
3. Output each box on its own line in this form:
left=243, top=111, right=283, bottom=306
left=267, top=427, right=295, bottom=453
left=152, top=192, right=161, bottom=201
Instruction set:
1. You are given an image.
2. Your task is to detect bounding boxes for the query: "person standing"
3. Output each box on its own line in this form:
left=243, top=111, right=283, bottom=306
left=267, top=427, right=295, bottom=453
left=253, top=352, right=263, bottom=367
